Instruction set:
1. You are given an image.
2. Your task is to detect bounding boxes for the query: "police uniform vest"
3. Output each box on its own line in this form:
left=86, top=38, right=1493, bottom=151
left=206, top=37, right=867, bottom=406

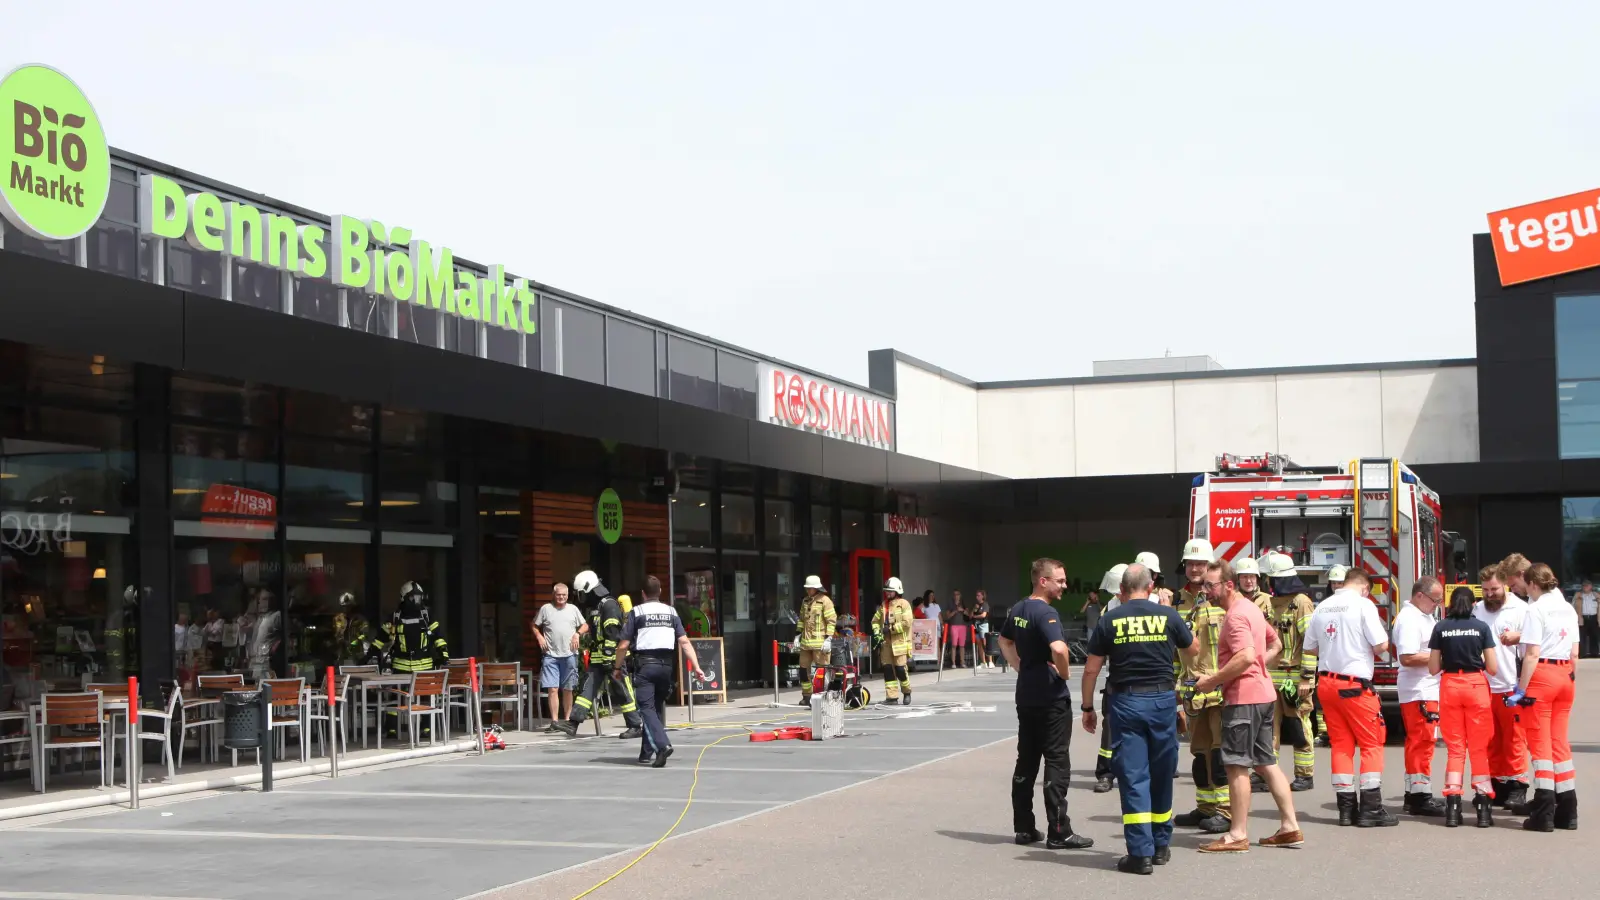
left=630, top=601, right=680, bottom=657
left=1175, top=585, right=1226, bottom=709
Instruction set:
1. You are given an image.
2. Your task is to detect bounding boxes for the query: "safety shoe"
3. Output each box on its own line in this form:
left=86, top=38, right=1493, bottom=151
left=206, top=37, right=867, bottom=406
left=1093, top=777, right=1114, bottom=794
left=1290, top=775, right=1314, bottom=792
left=1250, top=772, right=1269, bottom=793
left=1046, top=833, right=1094, bottom=850
left=1336, top=792, right=1357, bottom=826
left=1443, top=795, right=1463, bottom=828
left=1014, top=829, right=1043, bottom=845
left=1474, top=794, right=1495, bottom=828
left=900, top=694, right=912, bottom=706
left=1314, top=733, right=1331, bottom=748
left=617, top=727, right=643, bottom=740
left=1404, top=793, right=1446, bottom=817
left=1355, top=788, right=1399, bottom=827
left=1152, top=846, right=1171, bottom=866
left=1115, top=855, right=1153, bottom=875
left=1555, top=789, right=1579, bottom=831
left=651, top=746, right=675, bottom=769
left=1197, top=814, right=1231, bottom=834
left=799, top=695, right=811, bottom=708
left=1173, top=809, right=1209, bottom=827
left=550, top=720, right=578, bottom=738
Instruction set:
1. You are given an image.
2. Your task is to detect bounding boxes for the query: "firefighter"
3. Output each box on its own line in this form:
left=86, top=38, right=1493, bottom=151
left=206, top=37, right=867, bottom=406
left=794, top=575, right=838, bottom=708
left=871, top=577, right=914, bottom=705
left=371, top=582, right=449, bottom=674
left=1094, top=563, right=1128, bottom=793
left=1473, top=564, right=1529, bottom=811
left=555, top=571, right=643, bottom=739
left=1513, top=563, right=1581, bottom=832
left=1262, top=552, right=1317, bottom=791
left=1235, top=557, right=1272, bottom=616
left=335, top=592, right=376, bottom=666
left=1323, top=565, right=1348, bottom=603
left=1305, top=568, right=1397, bottom=826
left=1135, top=552, right=1172, bottom=605
left=105, top=586, right=142, bottom=679
left=1172, top=538, right=1231, bottom=833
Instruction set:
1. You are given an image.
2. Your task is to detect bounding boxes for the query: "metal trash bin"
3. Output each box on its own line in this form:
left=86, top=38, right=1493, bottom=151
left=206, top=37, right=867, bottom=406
left=221, top=690, right=263, bottom=751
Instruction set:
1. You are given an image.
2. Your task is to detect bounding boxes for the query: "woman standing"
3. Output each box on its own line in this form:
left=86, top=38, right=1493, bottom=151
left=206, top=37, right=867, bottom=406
left=1515, top=563, right=1582, bottom=831
left=1429, top=586, right=1499, bottom=827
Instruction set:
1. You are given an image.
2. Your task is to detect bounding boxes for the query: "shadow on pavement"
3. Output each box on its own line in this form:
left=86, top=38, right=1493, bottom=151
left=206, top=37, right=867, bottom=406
left=1018, top=848, right=1119, bottom=869
left=937, top=830, right=1018, bottom=846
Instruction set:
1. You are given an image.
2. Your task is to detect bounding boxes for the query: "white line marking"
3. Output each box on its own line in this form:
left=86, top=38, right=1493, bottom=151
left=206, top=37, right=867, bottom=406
left=457, top=736, right=1010, bottom=899
left=27, top=827, right=630, bottom=851
left=0, top=894, right=231, bottom=900
left=443, top=764, right=892, bottom=775
left=658, top=744, right=989, bottom=752
left=274, top=789, right=776, bottom=806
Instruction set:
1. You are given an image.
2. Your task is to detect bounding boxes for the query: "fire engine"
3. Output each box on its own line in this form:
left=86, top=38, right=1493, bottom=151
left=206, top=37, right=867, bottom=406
left=1189, top=453, right=1448, bottom=705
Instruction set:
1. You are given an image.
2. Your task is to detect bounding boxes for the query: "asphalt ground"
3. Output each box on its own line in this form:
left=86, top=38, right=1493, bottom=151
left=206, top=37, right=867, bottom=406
left=1, top=664, right=1596, bottom=900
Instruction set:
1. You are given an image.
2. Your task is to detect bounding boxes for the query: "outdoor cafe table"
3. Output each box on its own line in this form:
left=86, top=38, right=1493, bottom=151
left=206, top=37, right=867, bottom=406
left=347, top=673, right=413, bottom=750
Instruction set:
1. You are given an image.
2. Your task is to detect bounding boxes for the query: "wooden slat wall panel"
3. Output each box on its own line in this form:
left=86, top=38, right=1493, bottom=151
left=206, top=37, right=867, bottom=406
left=520, top=491, right=670, bottom=668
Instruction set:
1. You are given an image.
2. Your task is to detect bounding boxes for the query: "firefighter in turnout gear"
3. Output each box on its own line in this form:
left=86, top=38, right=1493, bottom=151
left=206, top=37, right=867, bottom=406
left=104, top=586, right=143, bottom=680
left=872, top=577, right=914, bottom=704
left=794, top=575, right=838, bottom=708
left=1263, top=552, right=1318, bottom=791
left=1172, top=539, right=1232, bottom=833
left=1094, top=563, right=1129, bottom=793
left=335, top=592, right=377, bottom=666
left=371, top=582, right=449, bottom=674
left=557, top=571, right=643, bottom=739
left=1235, top=557, right=1273, bottom=616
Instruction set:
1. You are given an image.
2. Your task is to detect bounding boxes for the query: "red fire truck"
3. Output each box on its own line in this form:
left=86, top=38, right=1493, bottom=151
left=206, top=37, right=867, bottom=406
left=1189, top=453, right=1448, bottom=705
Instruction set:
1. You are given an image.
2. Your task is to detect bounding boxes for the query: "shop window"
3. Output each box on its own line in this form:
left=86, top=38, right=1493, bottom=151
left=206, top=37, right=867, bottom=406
left=842, top=508, right=868, bottom=550
left=396, top=301, right=439, bottom=348
left=722, top=493, right=756, bottom=551
left=347, top=291, right=392, bottom=336
left=479, top=486, right=523, bottom=530
left=292, top=262, right=341, bottom=326
left=668, top=336, right=717, bottom=410
left=765, top=469, right=798, bottom=498
left=378, top=535, right=453, bottom=641
left=540, top=298, right=605, bottom=385
left=718, top=352, right=758, bottom=418
left=606, top=318, right=656, bottom=396
left=765, top=499, right=796, bottom=551
left=1, top=407, right=135, bottom=514
left=166, top=240, right=225, bottom=300
left=480, top=532, right=523, bottom=663
left=284, top=391, right=373, bottom=441
left=285, top=439, right=372, bottom=524
left=0, top=522, right=137, bottom=696
left=172, top=375, right=278, bottom=427
left=87, top=220, right=138, bottom=280
left=812, top=503, right=835, bottom=551
left=766, top=552, right=797, bottom=625
left=104, top=174, right=138, bottom=225
left=1558, top=296, right=1600, bottom=458
left=0, top=344, right=135, bottom=411
left=674, top=551, right=718, bottom=637
left=486, top=323, right=521, bottom=366
left=380, top=449, right=457, bottom=529
left=172, top=425, right=278, bottom=521
left=174, top=524, right=280, bottom=682
left=724, top=551, right=759, bottom=630
left=672, top=489, right=713, bottom=548
left=233, top=260, right=282, bottom=312
left=381, top=407, right=445, bottom=451
left=285, top=528, right=370, bottom=678
left=1, top=218, right=75, bottom=266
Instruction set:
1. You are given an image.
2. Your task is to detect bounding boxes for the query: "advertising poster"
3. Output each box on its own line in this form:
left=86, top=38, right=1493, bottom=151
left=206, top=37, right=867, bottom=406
left=910, top=618, right=939, bottom=663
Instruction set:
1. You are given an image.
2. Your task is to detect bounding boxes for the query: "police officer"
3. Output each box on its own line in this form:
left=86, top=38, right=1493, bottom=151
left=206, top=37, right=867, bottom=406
left=871, top=578, right=914, bottom=705
left=554, top=571, right=644, bottom=739
left=1081, top=563, right=1198, bottom=875
left=1262, top=552, right=1318, bottom=792
left=1173, top=539, right=1231, bottom=834
left=614, top=576, right=704, bottom=767
left=998, top=558, right=1094, bottom=850
left=1094, top=563, right=1128, bottom=793
left=794, top=576, right=838, bottom=708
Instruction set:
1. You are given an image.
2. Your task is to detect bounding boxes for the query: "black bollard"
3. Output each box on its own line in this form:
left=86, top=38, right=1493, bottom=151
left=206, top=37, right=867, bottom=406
left=258, top=686, right=274, bottom=792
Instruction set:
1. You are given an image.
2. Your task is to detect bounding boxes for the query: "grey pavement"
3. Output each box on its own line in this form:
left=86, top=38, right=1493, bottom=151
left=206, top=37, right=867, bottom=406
left=1, top=663, right=1596, bottom=900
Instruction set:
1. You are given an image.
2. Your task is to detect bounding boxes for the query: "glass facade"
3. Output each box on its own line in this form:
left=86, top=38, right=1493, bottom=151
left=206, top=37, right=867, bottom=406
left=1558, top=294, right=1600, bottom=458
left=1562, top=497, right=1600, bottom=587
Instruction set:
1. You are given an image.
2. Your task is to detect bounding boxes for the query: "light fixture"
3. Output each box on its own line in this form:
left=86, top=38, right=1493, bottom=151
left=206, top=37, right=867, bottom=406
left=347, top=499, right=420, bottom=507
left=92, top=567, right=107, bottom=580
left=698, top=502, right=706, bottom=507
left=0, top=472, right=15, bottom=479
left=171, top=487, right=206, bottom=495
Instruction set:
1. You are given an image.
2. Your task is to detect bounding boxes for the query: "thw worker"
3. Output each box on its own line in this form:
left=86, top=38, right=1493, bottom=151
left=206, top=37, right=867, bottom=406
left=1081, top=563, right=1199, bottom=876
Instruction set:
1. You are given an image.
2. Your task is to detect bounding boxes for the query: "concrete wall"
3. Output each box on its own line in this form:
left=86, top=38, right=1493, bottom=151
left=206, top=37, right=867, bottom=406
left=893, top=359, right=1479, bottom=478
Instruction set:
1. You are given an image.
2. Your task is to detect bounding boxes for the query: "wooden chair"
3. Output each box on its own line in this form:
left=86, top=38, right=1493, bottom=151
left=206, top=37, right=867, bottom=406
left=35, top=692, right=105, bottom=792
left=86, top=682, right=132, bottom=783
left=262, top=678, right=307, bottom=762
left=479, top=663, right=523, bottom=733
left=391, top=671, right=448, bottom=749
left=193, top=674, right=246, bottom=766
left=444, top=660, right=476, bottom=737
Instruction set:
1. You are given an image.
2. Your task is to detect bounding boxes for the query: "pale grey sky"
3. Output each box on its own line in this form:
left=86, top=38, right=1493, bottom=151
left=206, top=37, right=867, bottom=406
left=7, top=3, right=1595, bottom=384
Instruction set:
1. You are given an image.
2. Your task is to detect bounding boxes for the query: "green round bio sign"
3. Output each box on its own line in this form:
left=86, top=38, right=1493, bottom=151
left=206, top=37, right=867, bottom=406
left=0, top=64, right=109, bottom=241
left=595, top=488, right=624, bottom=545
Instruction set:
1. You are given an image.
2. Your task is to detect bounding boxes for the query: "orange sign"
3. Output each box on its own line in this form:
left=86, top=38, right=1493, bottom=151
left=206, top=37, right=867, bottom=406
left=200, top=484, right=277, bottom=528
left=1487, top=188, right=1600, bottom=286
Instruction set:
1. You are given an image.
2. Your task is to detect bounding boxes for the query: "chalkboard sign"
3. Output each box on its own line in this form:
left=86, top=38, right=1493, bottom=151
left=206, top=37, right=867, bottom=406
left=678, top=636, right=726, bottom=704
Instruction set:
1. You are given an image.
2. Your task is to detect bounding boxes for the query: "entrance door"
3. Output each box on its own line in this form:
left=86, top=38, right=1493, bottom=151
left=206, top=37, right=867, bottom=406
left=849, top=549, right=891, bottom=674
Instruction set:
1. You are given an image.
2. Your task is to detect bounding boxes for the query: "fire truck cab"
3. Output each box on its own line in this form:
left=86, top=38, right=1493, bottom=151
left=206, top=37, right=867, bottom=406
left=1189, top=453, right=1445, bottom=707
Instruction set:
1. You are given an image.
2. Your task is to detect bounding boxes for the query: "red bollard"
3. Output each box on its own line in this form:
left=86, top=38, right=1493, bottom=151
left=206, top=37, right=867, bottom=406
left=127, top=677, right=138, bottom=724
left=772, top=640, right=781, bottom=705
left=469, top=657, right=483, bottom=753
left=326, top=666, right=339, bottom=777
left=127, top=676, right=140, bottom=808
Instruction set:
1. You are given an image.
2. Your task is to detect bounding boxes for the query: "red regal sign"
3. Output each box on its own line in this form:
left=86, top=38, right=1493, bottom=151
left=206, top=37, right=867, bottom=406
left=883, top=514, right=930, bottom=536
left=758, top=363, right=893, bottom=451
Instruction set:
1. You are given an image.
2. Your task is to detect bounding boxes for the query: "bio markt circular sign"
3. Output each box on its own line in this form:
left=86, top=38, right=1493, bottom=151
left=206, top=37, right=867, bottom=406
left=595, top=488, right=624, bottom=545
left=0, top=64, right=109, bottom=241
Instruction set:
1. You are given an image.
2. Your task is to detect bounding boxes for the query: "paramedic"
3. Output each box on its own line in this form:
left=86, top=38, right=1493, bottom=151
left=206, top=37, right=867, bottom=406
left=1392, top=577, right=1446, bottom=817
left=1473, top=564, right=1529, bottom=810
left=1514, top=563, right=1581, bottom=831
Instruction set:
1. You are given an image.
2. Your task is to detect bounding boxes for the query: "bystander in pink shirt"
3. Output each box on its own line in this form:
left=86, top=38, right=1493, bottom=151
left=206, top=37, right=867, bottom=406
left=1218, top=593, right=1276, bottom=705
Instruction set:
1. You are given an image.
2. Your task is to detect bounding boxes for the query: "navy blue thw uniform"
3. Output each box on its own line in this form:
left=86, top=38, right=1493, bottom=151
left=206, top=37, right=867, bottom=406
left=1086, top=598, right=1193, bottom=859
left=619, top=600, right=686, bottom=764
left=999, top=598, right=1080, bottom=843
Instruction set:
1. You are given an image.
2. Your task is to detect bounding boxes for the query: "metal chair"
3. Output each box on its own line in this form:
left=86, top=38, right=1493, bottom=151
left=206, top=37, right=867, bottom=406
left=34, top=692, right=106, bottom=792
left=132, top=685, right=180, bottom=779
left=391, top=671, right=448, bottom=748
left=479, top=662, right=522, bottom=733
left=303, top=672, right=353, bottom=758
left=444, top=660, right=475, bottom=738
left=262, top=678, right=307, bottom=762
left=86, top=682, right=132, bottom=783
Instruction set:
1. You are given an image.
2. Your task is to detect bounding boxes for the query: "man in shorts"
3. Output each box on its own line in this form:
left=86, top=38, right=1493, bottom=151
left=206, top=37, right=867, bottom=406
left=533, top=582, right=588, bottom=728
left=1193, top=560, right=1304, bottom=852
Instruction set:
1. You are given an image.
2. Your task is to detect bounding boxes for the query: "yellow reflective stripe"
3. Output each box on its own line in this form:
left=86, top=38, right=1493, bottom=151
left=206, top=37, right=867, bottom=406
left=1122, top=810, right=1173, bottom=825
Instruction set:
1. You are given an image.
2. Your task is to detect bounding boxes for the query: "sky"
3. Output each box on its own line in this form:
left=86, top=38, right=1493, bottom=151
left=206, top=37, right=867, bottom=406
left=6, top=3, right=1598, bottom=385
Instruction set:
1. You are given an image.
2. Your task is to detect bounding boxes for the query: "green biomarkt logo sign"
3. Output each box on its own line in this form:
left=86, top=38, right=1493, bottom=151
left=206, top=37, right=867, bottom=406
left=1, top=64, right=110, bottom=241
left=596, top=488, right=623, bottom=545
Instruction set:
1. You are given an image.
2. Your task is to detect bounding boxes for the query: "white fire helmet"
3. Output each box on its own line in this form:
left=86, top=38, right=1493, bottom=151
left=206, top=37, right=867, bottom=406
left=1100, top=563, right=1129, bottom=594
left=1263, top=553, right=1298, bottom=578
left=1181, top=539, right=1215, bottom=563
left=1134, top=551, right=1162, bottom=574
left=803, top=575, right=825, bottom=591
left=1327, top=565, right=1349, bottom=584
left=1233, top=557, right=1260, bottom=577
left=572, top=570, right=600, bottom=594
left=883, top=576, right=905, bottom=596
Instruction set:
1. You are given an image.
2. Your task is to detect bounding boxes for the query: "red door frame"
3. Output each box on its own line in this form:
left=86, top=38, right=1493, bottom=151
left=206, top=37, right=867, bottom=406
left=847, top=549, right=892, bottom=622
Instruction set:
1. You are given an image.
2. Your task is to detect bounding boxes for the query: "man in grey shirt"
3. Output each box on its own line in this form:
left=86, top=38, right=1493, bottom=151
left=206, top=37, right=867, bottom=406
left=534, top=583, right=588, bottom=728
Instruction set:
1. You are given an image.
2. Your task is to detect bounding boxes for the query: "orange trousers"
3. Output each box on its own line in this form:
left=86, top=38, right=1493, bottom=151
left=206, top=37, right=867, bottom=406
left=1524, top=661, right=1576, bottom=795
left=1400, top=701, right=1438, bottom=793
left=1318, top=677, right=1386, bottom=792
left=1489, top=690, right=1529, bottom=783
left=1440, top=673, right=1493, bottom=797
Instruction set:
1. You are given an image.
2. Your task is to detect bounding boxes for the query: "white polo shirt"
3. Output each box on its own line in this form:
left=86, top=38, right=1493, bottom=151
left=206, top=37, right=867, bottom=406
left=1391, top=602, right=1440, bottom=702
left=1522, top=589, right=1581, bottom=661
left=1473, top=595, right=1527, bottom=694
left=1305, top=588, right=1390, bottom=680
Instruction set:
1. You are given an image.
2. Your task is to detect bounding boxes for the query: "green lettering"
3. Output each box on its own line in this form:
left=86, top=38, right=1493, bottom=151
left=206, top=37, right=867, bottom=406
left=136, top=174, right=186, bottom=240
left=370, top=244, right=388, bottom=296
left=515, top=279, right=536, bottom=334
left=225, top=202, right=262, bottom=262
left=1150, top=615, right=1167, bottom=634
left=330, top=215, right=369, bottom=289
left=298, top=225, right=327, bottom=278
left=185, top=191, right=225, bottom=253
left=455, top=270, right=479, bottom=319
left=411, top=241, right=455, bottom=313
left=385, top=244, right=414, bottom=302
left=1113, top=619, right=1127, bottom=638
left=265, top=213, right=298, bottom=271
left=488, top=265, right=513, bottom=328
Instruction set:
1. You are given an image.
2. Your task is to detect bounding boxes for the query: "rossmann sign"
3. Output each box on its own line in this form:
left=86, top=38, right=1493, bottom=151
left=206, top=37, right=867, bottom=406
left=759, top=363, right=893, bottom=451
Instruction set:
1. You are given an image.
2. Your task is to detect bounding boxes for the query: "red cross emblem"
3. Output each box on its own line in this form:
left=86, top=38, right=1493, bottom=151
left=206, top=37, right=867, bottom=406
left=1324, top=622, right=1338, bottom=639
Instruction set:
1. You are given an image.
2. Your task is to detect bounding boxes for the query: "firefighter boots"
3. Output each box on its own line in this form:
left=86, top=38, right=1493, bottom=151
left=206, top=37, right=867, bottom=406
left=1404, top=792, right=1446, bottom=817
left=1355, top=788, right=1399, bottom=827
left=1291, top=775, right=1314, bottom=792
